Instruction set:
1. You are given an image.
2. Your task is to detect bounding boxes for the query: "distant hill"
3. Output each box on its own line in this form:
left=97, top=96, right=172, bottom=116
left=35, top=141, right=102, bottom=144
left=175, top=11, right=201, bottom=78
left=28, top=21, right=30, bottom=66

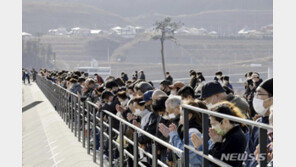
left=23, top=1, right=131, bottom=34
left=23, top=0, right=272, bottom=34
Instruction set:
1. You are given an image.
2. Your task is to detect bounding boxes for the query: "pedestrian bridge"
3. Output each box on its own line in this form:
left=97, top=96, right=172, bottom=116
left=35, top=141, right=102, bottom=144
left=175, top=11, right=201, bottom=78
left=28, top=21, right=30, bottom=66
left=23, top=75, right=272, bottom=167
left=22, top=82, right=108, bottom=167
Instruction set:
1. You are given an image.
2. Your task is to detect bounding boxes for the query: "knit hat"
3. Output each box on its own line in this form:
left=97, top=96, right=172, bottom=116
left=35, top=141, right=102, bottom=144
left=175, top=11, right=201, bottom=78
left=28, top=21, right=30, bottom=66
left=201, top=82, right=225, bottom=100
left=259, top=78, right=273, bottom=96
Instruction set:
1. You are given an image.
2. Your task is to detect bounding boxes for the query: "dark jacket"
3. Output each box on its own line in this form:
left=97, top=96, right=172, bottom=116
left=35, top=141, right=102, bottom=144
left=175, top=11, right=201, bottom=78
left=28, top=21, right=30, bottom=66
left=248, top=79, right=263, bottom=118
left=166, top=75, right=173, bottom=85
left=99, top=97, right=121, bottom=130
left=139, top=73, right=146, bottom=80
left=189, top=76, right=198, bottom=89
left=138, top=112, right=159, bottom=145
left=209, top=126, right=247, bottom=167
left=121, top=74, right=129, bottom=83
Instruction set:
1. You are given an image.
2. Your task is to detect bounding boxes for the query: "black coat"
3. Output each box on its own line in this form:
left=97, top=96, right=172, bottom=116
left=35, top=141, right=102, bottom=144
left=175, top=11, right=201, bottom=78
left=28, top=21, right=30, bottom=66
left=209, top=126, right=247, bottom=167
left=165, top=75, right=173, bottom=85
left=100, top=97, right=121, bottom=130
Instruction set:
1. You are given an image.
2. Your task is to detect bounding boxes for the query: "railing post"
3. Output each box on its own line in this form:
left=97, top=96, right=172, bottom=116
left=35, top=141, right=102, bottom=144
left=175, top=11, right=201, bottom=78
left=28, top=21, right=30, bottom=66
left=202, top=113, right=209, bottom=167
left=87, top=103, right=91, bottom=154
left=178, top=157, right=183, bottom=167
left=71, top=94, right=74, bottom=132
left=152, top=142, right=157, bottom=167
left=183, top=108, right=189, bottom=167
left=119, top=122, right=124, bottom=167
left=82, top=102, right=86, bottom=148
left=67, top=94, right=71, bottom=128
left=62, top=90, right=65, bottom=122
left=100, top=111, right=104, bottom=167
left=78, top=100, right=81, bottom=142
left=74, top=96, right=77, bottom=137
left=133, top=132, right=138, bottom=167
left=259, top=128, right=268, bottom=167
left=93, top=107, right=97, bottom=163
left=108, top=116, right=113, bottom=167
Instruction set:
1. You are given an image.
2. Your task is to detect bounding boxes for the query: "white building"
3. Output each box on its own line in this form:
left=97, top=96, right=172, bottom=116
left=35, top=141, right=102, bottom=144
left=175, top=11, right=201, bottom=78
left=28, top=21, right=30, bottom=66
left=48, top=27, right=68, bottom=36
left=70, top=27, right=90, bottom=36
left=90, top=29, right=103, bottom=35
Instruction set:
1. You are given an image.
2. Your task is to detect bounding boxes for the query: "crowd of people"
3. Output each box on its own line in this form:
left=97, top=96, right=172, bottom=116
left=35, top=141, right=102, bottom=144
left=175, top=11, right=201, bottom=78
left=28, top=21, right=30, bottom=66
left=39, top=68, right=273, bottom=167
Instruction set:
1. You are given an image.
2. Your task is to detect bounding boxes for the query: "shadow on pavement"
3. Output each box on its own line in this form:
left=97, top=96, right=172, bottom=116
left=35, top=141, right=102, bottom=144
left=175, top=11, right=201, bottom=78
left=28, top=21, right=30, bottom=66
left=22, top=101, right=43, bottom=113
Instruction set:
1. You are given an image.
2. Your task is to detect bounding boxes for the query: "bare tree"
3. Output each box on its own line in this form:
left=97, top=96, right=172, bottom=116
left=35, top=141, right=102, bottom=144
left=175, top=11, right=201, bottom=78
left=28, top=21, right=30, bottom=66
left=153, top=17, right=182, bottom=78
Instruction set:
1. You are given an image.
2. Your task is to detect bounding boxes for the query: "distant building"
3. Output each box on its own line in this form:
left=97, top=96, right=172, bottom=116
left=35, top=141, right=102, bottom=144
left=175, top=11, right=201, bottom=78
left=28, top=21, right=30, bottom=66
left=22, top=32, right=32, bottom=36
left=90, top=29, right=103, bottom=35
left=70, top=27, right=90, bottom=36
left=48, top=27, right=68, bottom=36
left=176, top=26, right=208, bottom=35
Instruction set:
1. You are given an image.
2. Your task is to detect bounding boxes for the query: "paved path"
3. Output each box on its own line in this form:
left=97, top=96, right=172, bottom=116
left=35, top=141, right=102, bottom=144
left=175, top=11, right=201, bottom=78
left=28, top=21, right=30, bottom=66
left=22, top=82, right=108, bottom=167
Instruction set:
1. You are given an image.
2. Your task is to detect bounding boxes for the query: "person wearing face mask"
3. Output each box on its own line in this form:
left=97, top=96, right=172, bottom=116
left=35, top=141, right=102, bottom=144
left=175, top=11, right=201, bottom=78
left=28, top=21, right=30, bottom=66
left=191, top=101, right=247, bottom=167
left=160, top=80, right=172, bottom=96
left=105, top=80, right=119, bottom=95
left=158, top=95, right=182, bottom=166
left=252, top=106, right=273, bottom=167
left=151, top=96, right=171, bottom=163
left=99, top=90, right=120, bottom=130
left=96, top=90, right=121, bottom=160
left=116, top=91, right=130, bottom=118
left=132, top=97, right=152, bottom=129
left=221, top=76, right=233, bottom=90
left=164, top=95, right=182, bottom=124
left=140, top=90, right=154, bottom=112
left=245, top=78, right=273, bottom=167
left=201, top=82, right=250, bottom=119
left=247, top=73, right=264, bottom=118
left=169, top=81, right=185, bottom=96
left=177, top=86, right=195, bottom=101
left=214, top=71, right=223, bottom=84
left=127, top=85, right=136, bottom=99
left=168, top=100, right=206, bottom=167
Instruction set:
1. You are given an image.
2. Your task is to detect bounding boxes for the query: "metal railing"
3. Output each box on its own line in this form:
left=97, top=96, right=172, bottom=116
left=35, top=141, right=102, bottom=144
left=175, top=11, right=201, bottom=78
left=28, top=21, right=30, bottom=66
left=36, top=74, right=272, bottom=167
left=182, top=104, right=272, bottom=167
left=36, top=75, right=183, bottom=167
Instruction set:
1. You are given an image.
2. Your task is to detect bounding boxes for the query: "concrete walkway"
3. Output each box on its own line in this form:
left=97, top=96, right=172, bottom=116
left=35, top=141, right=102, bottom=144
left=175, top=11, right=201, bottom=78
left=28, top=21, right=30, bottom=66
left=22, top=82, right=108, bottom=167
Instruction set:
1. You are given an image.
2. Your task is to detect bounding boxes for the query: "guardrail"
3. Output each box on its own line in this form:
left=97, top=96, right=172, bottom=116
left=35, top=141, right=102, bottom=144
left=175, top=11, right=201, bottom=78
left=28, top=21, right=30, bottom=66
left=36, top=74, right=272, bottom=167
left=181, top=104, right=272, bottom=167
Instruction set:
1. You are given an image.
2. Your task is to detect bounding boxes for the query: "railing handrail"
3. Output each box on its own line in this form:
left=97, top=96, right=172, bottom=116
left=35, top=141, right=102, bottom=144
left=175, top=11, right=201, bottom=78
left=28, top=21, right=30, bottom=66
left=37, top=74, right=272, bottom=167
left=87, top=101, right=184, bottom=154
left=45, top=75, right=184, bottom=155
left=182, top=104, right=273, bottom=130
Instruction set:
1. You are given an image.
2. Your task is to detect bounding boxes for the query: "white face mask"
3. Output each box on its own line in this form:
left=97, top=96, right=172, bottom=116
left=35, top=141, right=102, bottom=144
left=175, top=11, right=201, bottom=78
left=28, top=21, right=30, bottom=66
left=121, top=99, right=129, bottom=106
left=134, top=109, right=142, bottom=116
left=171, top=90, right=177, bottom=95
left=253, top=97, right=268, bottom=115
left=168, top=113, right=176, bottom=119
left=206, top=103, right=214, bottom=109
left=162, top=115, right=170, bottom=120
left=107, top=102, right=112, bottom=105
